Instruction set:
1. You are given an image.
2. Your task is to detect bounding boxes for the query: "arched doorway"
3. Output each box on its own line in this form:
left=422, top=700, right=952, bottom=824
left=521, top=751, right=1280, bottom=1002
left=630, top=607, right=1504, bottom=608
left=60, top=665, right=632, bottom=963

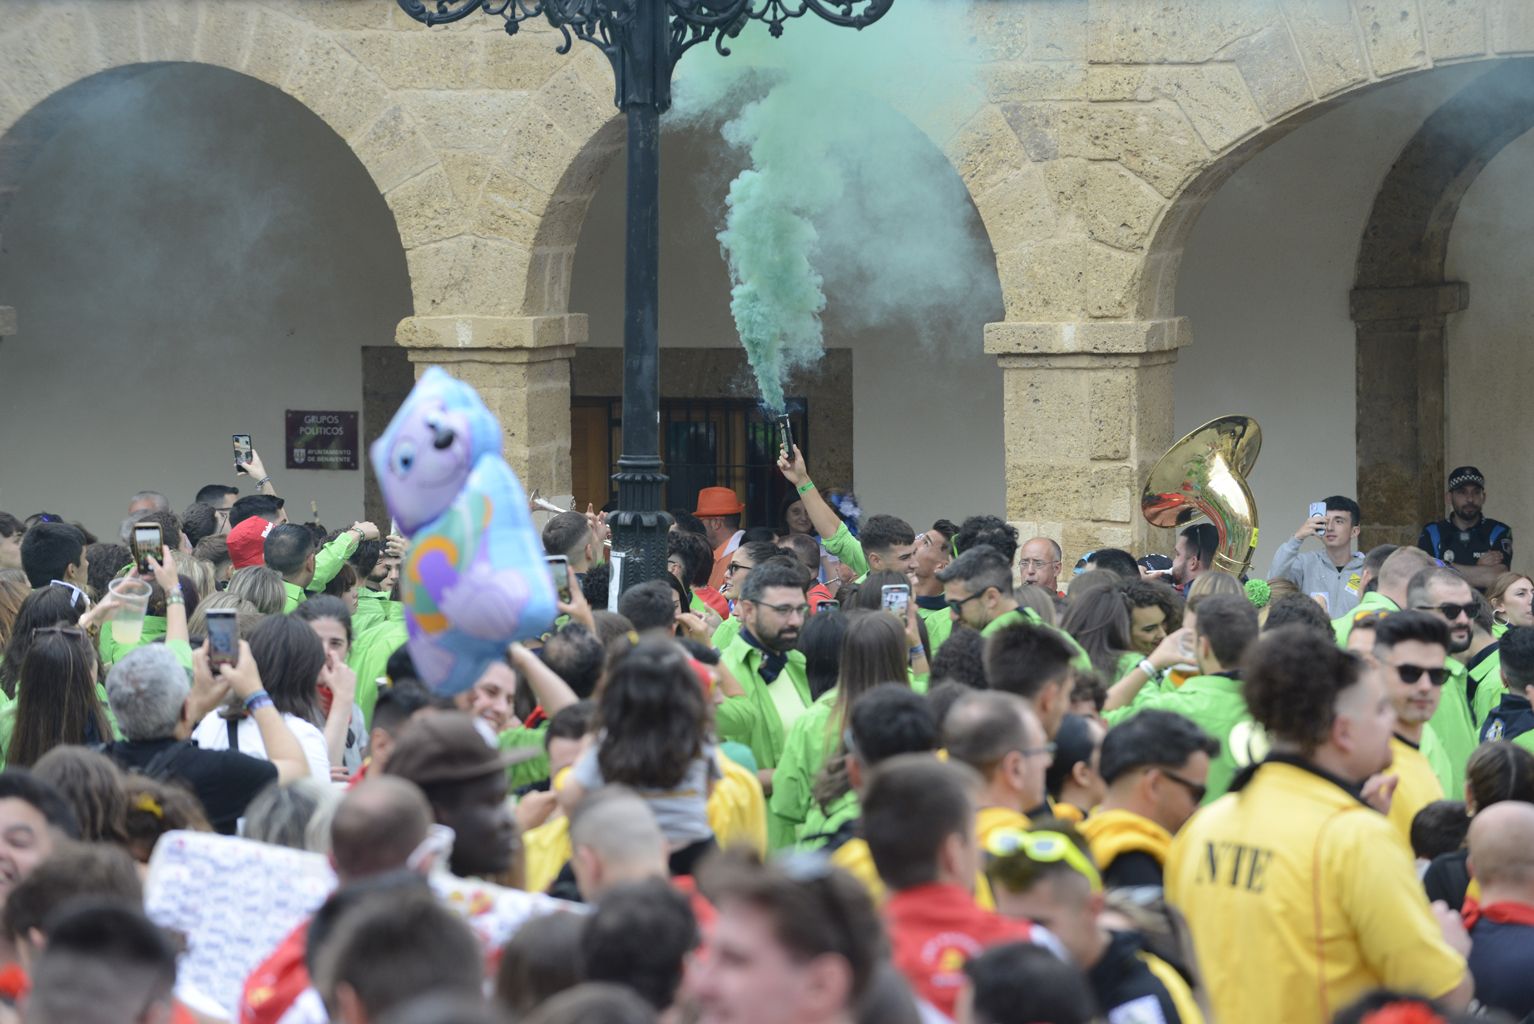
left=0, top=63, right=413, bottom=536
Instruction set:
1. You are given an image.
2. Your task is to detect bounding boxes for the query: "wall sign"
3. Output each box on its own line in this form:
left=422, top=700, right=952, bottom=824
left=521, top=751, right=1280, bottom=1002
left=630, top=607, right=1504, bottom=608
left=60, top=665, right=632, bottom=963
left=285, top=410, right=359, bottom=470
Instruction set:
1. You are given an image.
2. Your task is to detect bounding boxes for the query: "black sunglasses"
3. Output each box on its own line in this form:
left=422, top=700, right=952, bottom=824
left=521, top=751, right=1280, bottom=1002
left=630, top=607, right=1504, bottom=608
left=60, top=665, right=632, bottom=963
left=1415, top=602, right=1475, bottom=621
left=1391, top=662, right=1449, bottom=687
left=1157, top=768, right=1207, bottom=804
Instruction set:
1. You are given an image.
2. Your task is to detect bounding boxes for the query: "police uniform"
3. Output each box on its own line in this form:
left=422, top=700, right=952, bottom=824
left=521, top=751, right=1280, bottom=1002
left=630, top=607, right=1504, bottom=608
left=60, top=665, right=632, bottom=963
left=1417, top=466, right=1513, bottom=572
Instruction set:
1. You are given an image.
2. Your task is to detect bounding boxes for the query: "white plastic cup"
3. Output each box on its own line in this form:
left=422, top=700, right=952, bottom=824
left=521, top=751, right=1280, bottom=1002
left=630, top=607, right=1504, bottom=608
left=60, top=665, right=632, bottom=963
left=107, top=576, right=153, bottom=644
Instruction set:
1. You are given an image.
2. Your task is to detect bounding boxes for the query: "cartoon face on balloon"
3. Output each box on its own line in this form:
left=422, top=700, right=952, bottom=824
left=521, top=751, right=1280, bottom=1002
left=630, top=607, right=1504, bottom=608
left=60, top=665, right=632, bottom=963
left=370, top=367, right=557, bottom=695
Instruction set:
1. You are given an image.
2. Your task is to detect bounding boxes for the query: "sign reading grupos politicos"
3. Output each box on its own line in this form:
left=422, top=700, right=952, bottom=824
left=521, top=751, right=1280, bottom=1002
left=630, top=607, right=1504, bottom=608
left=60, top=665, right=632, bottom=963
left=285, top=410, right=360, bottom=471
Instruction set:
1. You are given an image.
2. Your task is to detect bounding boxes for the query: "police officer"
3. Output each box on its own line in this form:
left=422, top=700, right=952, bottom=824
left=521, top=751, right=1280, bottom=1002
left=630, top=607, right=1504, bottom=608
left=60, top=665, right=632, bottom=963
left=1419, top=466, right=1514, bottom=591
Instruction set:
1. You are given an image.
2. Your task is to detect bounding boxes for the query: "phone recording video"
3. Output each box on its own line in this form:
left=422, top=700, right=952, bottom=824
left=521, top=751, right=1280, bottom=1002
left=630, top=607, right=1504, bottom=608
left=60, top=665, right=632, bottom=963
left=881, top=583, right=911, bottom=619
left=132, top=522, right=163, bottom=575
left=206, top=609, right=239, bottom=670
left=546, top=555, right=572, bottom=604
left=233, top=434, right=254, bottom=472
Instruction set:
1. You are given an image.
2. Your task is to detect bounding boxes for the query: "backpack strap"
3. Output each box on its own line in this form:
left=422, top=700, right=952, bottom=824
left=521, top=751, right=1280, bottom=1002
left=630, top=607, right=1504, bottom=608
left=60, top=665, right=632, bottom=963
left=226, top=716, right=241, bottom=754
left=1426, top=523, right=1443, bottom=556
left=142, top=740, right=193, bottom=779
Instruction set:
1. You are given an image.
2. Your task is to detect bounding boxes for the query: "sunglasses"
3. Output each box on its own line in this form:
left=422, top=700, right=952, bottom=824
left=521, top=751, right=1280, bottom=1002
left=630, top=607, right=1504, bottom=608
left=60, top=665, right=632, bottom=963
left=1390, top=662, right=1449, bottom=687
left=1414, top=602, right=1475, bottom=621
left=1157, top=768, right=1208, bottom=804
left=946, top=590, right=988, bottom=613
left=48, top=580, right=87, bottom=608
left=983, top=828, right=1103, bottom=892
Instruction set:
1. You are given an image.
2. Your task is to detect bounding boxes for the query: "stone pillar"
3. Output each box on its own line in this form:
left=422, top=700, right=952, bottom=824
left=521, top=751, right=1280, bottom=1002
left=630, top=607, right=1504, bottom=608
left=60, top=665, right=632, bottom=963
left=395, top=314, right=584, bottom=499
left=1350, top=283, right=1467, bottom=550
left=985, top=319, right=1189, bottom=564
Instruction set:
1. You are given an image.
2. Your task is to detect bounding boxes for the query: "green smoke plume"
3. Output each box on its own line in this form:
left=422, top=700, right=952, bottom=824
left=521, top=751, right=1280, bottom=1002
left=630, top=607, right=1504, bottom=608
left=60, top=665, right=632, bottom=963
left=673, top=1, right=989, bottom=414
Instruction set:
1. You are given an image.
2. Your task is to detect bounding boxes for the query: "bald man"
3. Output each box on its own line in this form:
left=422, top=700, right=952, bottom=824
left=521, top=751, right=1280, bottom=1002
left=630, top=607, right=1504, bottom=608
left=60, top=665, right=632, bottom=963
left=1334, top=546, right=1435, bottom=645
left=569, top=786, right=670, bottom=903
left=1466, top=801, right=1534, bottom=1017
left=241, top=778, right=435, bottom=1024
left=1019, top=537, right=1063, bottom=596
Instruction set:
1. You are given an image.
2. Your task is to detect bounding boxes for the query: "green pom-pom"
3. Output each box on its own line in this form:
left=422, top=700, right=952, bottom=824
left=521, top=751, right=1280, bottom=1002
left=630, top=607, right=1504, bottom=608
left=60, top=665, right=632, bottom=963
left=1245, top=578, right=1272, bottom=609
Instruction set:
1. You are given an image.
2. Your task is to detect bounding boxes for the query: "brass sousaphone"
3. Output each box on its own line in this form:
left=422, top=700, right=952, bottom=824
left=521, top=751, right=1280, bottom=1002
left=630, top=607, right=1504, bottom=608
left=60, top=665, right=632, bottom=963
left=1141, top=415, right=1262, bottom=577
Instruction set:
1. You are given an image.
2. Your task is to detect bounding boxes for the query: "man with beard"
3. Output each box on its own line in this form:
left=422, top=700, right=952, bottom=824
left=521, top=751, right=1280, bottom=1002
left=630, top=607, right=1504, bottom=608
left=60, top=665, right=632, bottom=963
left=1410, top=567, right=1480, bottom=796
left=912, top=522, right=955, bottom=656
left=1418, top=466, right=1513, bottom=591
left=1170, top=523, right=1217, bottom=595
left=717, top=561, right=813, bottom=792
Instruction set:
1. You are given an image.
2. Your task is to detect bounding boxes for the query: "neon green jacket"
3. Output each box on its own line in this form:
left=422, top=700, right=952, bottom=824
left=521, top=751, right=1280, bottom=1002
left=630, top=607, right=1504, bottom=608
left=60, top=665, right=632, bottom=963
left=348, top=601, right=406, bottom=726
left=1331, top=591, right=1398, bottom=645
left=822, top=523, right=869, bottom=578
left=1428, top=657, right=1476, bottom=797
left=716, top=633, right=810, bottom=772
left=982, top=607, right=1093, bottom=674
left=1128, top=673, right=1252, bottom=801
left=768, top=691, right=839, bottom=847
left=352, top=588, right=391, bottom=635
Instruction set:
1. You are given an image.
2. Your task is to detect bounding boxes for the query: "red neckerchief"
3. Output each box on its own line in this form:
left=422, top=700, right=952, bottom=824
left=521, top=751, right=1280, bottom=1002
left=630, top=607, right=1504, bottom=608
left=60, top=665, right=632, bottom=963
left=1463, top=898, right=1534, bottom=930
left=523, top=706, right=547, bottom=729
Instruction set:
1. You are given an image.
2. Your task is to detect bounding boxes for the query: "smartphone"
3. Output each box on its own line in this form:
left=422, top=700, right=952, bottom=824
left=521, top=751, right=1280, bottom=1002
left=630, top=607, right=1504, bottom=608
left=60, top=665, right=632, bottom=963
left=132, top=522, right=163, bottom=575
left=816, top=599, right=840, bottom=613
left=206, top=609, right=239, bottom=670
left=775, top=415, right=794, bottom=459
left=1308, top=500, right=1327, bottom=536
left=233, top=434, right=253, bottom=472
left=881, top=584, right=911, bottom=619
left=546, top=555, right=572, bottom=604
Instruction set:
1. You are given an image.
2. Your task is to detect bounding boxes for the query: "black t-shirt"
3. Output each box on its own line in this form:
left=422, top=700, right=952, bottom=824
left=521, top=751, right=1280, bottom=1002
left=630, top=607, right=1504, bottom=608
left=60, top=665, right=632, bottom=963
left=1102, top=850, right=1164, bottom=889
left=103, top=737, right=278, bottom=835
left=1417, top=516, right=1514, bottom=571
left=1469, top=914, right=1534, bottom=1018
left=1089, top=929, right=1184, bottom=1023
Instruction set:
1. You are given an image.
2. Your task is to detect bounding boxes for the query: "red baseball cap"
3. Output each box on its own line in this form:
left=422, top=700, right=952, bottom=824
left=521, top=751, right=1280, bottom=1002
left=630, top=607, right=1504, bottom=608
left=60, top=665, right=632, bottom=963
left=227, top=517, right=273, bottom=570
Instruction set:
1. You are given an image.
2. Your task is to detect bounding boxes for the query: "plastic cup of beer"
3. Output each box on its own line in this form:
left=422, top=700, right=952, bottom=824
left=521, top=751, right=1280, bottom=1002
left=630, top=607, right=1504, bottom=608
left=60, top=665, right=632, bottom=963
left=107, top=577, right=153, bottom=644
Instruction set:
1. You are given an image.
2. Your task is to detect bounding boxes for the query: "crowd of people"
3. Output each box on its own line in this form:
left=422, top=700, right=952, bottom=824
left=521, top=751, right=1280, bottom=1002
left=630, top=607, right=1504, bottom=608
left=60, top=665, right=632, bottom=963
left=0, top=445, right=1530, bottom=1024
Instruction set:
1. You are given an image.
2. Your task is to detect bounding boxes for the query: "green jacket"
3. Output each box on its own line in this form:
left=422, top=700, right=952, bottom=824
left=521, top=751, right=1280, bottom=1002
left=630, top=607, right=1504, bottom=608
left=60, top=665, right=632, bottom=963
left=352, top=588, right=391, bottom=635
left=1331, top=591, right=1398, bottom=646
left=822, top=523, right=869, bottom=578
left=98, top=615, right=168, bottom=668
left=716, top=633, right=810, bottom=773
left=917, top=600, right=953, bottom=657
left=768, top=691, right=840, bottom=847
left=1428, top=657, right=1476, bottom=798
left=982, top=607, right=1093, bottom=674
left=712, top=616, right=744, bottom=651
left=797, top=789, right=859, bottom=851
left=309, top=532, right=359, bottom=594
left=348, top=601, right=407, bottom=726
left=282, top=581, right=306, bottom=613
left=1468, top=645, right=1505, bottom=728
left=499, top=723, right=549, bottom=793
left=1130, top=673, right=1252, bottom=802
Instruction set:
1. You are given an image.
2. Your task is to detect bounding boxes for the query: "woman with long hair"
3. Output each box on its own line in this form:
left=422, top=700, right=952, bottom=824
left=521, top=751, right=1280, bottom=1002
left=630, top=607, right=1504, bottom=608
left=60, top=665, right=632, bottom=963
left=1061, top=583, right=1136, bottom=681
left=32, top=746, right=130, bottom=845
left=190, top=614, right=343, bottom=781
left=227, top=566, right=286, bottom=616
left=6, top=625, right=114, bottom=768
left=772, top=610, right=910, bottom=849
left=0, top=571, right=31, bottom=650
left=1488, top=572, right=1534, bottom=634
left=563, top=639, right=717, bottom=874
left=292, top=596, right=366, bottom=771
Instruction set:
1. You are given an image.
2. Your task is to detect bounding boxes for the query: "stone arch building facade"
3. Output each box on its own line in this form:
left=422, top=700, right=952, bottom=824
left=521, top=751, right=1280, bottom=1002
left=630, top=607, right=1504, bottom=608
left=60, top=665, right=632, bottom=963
left=1, top=0, right=1530, bottom=556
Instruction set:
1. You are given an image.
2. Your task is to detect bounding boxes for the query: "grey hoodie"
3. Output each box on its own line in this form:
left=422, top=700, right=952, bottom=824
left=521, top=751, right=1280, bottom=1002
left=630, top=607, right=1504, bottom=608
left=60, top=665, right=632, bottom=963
left=1267, top=538, right=1366, bottom=616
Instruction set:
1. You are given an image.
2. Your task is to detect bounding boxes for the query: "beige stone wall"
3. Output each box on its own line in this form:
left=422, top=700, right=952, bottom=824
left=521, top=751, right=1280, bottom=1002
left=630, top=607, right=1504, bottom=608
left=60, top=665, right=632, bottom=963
left=2, top=0, right=1529, bottom=556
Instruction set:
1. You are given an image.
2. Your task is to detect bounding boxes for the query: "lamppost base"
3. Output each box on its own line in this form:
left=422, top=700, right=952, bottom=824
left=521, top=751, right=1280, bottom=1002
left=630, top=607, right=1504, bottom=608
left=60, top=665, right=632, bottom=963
left=610, top=459, right=671, bottom=589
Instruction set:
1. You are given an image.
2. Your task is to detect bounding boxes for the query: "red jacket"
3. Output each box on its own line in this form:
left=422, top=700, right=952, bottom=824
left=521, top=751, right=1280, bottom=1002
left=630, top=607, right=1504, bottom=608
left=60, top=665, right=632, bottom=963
left=885, top=883, right=1043, bottom=1019
left=240, top=921, right=310, bottom=1024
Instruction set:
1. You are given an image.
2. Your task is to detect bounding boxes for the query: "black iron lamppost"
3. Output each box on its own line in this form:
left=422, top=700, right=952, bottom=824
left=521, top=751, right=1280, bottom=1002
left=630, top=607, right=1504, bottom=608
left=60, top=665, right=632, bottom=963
left=398, top=0, right=893, bottom=589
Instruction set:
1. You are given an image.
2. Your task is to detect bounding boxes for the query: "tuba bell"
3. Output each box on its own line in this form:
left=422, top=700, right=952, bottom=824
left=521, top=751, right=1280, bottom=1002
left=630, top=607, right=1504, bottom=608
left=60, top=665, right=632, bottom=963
left=1141, top=415, right=1262, bottom=577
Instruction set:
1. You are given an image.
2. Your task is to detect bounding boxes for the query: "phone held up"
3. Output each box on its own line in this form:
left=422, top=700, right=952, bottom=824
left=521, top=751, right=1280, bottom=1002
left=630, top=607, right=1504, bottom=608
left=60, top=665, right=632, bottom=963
left=546, top=555, right=572, bottom=604
left=1308, top=501, right=1327, bottom=536
left=206, top=608, right=240, bottom=670
left=881, top=583, right=910, bottom=619
left=233, top=434, right=253, bottom=474
left=132, top=522, right=163, bottom=575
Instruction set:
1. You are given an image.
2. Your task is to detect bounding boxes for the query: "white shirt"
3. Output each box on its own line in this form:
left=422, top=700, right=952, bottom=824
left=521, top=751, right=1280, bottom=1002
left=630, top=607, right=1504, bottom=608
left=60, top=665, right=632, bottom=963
left=192, top=711, right=331, bottom=782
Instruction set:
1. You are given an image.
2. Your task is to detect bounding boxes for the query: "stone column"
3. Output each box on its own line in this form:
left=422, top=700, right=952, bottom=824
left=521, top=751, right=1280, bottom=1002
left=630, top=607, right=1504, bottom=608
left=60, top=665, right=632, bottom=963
left=985, top=319, right=1189, bottom=563
left=1350, top=283, right=1467, bottom=550
left=395, top=314, right=584, bottom=499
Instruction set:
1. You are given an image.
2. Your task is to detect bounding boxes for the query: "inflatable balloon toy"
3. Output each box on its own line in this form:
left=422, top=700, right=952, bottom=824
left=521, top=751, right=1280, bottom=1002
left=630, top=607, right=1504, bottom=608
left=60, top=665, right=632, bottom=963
left=370, top=366, right=558, bottom=695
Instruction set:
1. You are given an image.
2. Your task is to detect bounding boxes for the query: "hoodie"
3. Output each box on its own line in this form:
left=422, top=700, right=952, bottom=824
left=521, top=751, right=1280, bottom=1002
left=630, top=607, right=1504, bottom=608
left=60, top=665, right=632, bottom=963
left=1268, top=538, right=1366, bottom=617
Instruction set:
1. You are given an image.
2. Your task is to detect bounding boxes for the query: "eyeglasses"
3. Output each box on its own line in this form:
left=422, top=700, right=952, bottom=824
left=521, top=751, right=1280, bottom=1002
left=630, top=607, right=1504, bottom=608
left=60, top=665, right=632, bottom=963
left=1019, top=742, right=1057, bottom=760
left=757, top=602, right=810, bottom=617
left=946, top=590, right=989, bottom=613
left=725, top=561, right=751, bottom=576
left=1415, top=602, right=1475, bottom=621
left=1018, top=559, right=1060, bottom=572
left=48, top=580, right=87, bottom=608
left=1156, top=768, right=1207, bottom=803
left=1390, top=662, right=1449, bottom=687
left=983, top=828, right=1102, bottom=893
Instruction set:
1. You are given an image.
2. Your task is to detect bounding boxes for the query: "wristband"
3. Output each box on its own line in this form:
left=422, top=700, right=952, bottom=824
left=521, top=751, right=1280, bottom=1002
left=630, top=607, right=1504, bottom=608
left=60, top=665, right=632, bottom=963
left=243, top=690, right=274, bottom=713
left=255, top=476, right=272, bottom=488
left=797, top=480, right=815, bottom=495
left=908, top=644, right=926, bottom=658
left=166, top=592, right=184, bottom=606
left=1138, top=659, right=1160, bottom=681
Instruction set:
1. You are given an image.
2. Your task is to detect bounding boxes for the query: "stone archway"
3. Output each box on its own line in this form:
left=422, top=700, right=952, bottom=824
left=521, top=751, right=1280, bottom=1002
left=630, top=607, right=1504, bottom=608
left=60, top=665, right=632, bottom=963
left=1350, top=58, right=1534, bottom=548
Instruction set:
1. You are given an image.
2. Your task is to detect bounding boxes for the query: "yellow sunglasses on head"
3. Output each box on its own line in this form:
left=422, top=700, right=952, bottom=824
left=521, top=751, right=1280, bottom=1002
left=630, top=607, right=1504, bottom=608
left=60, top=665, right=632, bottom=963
left=984, top=828, right=1102, bottom=893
